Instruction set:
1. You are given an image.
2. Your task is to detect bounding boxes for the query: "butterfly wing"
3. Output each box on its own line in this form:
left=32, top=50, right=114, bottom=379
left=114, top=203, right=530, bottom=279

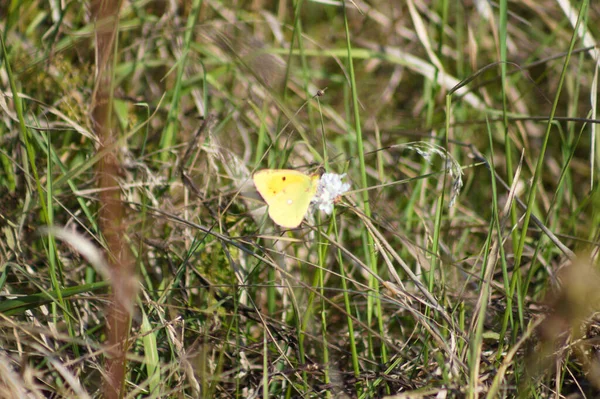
left=253, top=169, right=319, bottom=228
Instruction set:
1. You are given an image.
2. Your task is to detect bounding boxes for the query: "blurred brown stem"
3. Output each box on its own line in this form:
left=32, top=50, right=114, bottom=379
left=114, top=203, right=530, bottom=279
left=91, top=1, right=134, bottom=399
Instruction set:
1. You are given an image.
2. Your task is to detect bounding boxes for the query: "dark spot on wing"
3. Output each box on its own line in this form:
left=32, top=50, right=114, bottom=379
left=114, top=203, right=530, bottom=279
left=282, top=176, right=286, bottom=181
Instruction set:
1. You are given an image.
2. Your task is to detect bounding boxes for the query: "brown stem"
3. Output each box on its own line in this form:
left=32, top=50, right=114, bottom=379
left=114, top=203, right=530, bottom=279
left=91, top=1, right=134, bottom=398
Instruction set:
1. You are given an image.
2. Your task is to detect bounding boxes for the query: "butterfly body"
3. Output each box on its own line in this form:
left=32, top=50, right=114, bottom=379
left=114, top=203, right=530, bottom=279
left=253, top=169, right=320, bottom=228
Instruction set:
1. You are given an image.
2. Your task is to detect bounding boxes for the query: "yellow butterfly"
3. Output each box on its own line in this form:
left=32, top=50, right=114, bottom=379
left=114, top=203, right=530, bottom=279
left=253, top=169, right=320, bottom=228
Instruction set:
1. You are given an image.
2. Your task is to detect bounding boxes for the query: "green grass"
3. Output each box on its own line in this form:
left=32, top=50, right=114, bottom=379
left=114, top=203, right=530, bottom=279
left=1, top=0, right=600, bottom=397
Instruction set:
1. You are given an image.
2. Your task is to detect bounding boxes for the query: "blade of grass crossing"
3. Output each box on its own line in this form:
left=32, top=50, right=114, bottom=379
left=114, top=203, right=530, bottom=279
left=497, top=3, right=527, bottom=343
left=46, top=129, right=80, bottom=357
left=0, top=34, right=77, bottom=350
left=481, top=118, right=516, bottom=361
left=29, top=128, right=99, bottom=233
left=317, top=93, right=334, bottom=395
left=318, top=220, right=331, bottom=398
left=512, top=0, right=588, bottom=333
left=28, top=125, right=100, bottom=296
left=333, top=219, right=361, bottom=385
left=0, top=280, right=108, bottom=316
left=159, top=0, right=202, bottom=162
left=341, top=0, right=388, bottom=375
left=281, top=0, right=307, bottom=103
left=498, top=0, right=519, bottom=259
left=468, top=152, right=521, bottom=398
left=139, top=305, right=161, bottom=397
left=523, top=117, right=588, bottom=297
left=293, top=11, right=320, bottom=134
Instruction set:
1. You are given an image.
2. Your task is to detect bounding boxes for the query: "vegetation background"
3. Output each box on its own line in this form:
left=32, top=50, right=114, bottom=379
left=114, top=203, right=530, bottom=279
left=1, top=0, right=600, bottom=397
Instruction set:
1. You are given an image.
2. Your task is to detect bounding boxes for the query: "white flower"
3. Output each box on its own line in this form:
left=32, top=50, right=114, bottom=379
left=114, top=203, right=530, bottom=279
left=311, top=173, right=351, bottom=214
